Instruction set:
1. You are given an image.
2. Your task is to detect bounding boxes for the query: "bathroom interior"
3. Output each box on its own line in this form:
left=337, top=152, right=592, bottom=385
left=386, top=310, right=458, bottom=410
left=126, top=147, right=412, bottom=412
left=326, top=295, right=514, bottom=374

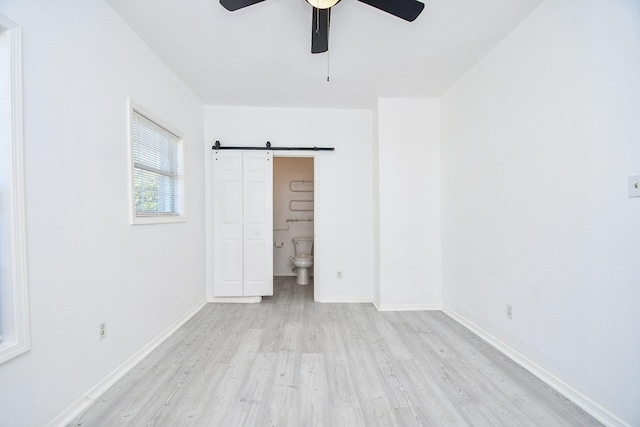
left=273, top=157, right=314, bottom=290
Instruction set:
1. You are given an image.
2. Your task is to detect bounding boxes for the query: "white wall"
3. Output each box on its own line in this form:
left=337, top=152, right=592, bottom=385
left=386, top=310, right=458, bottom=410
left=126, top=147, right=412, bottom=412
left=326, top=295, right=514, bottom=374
left=205, top=106, right=373, bottom=302
left=273, top=157, right=314, bottom=276
left=375, top=98, right=442, bottom=309
left=441, top=0, right=640, bottom=425
left=0, top=1, right=206, bottom=425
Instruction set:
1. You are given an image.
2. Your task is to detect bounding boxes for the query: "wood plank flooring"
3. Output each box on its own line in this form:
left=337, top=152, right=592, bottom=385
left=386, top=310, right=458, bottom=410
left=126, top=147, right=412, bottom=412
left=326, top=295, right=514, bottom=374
left=70, top=277, right=601, bottom=426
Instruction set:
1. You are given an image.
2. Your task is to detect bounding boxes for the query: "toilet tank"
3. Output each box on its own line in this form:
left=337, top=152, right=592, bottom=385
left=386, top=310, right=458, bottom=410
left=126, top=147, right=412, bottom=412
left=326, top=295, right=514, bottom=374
left=292, top=236, right=314, bottom=256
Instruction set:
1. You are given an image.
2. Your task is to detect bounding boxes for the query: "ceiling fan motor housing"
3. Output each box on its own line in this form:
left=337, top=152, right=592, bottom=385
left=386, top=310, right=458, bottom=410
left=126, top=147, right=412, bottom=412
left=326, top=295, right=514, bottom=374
left=306, top=0, right=341, bottom=9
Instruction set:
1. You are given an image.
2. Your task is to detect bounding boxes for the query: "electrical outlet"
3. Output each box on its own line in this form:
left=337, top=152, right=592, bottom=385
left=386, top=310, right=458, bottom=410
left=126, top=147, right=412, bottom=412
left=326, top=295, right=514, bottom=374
left=630, top=175, right=640, bottom=198
left=336, top=271, right=343, bottom=279
left=98, top=321, right=107, bottom=340
left=506, top=305, right=512, bottom=319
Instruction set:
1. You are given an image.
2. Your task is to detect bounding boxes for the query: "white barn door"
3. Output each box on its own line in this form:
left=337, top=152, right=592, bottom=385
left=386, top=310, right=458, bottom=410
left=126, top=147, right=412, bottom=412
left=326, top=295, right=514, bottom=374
left=212, top=150, right=273, bottom=297
left=212, top=151, right=243, bottom=296
left=243, top=151, right=273, bottom=296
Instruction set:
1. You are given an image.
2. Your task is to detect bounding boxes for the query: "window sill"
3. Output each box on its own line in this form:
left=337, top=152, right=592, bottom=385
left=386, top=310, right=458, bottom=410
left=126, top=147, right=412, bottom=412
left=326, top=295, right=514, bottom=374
left=131, top=214, right=186, bottom=225
left=0, top=340, right=30, bottom=365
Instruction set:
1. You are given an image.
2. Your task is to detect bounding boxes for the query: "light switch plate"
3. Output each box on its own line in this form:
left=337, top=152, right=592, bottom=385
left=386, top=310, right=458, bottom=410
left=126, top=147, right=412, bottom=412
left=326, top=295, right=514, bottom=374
left=630, top=175, right=640, bottom=198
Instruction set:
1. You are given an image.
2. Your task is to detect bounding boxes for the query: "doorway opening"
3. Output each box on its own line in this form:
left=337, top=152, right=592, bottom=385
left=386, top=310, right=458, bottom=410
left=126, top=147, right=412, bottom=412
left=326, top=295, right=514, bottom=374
left=273, top=156, right=315, bottom=298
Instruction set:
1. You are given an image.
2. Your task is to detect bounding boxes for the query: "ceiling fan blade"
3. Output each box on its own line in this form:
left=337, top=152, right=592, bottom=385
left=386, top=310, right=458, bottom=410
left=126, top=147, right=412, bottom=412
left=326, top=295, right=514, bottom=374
left=220, top=0, right=266, bottom=12
left=356, top=0, right=424, bottom=22
left=311, top=7, right=330, bottom=54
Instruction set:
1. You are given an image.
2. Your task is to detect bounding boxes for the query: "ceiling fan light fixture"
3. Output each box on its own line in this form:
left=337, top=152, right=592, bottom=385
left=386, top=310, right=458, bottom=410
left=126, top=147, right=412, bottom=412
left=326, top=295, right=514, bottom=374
left=306, top=0, right=340, bottom=10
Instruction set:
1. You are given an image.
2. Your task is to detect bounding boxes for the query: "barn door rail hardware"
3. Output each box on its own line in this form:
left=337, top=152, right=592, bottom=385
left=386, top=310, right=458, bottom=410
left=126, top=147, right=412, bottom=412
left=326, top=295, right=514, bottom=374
left=212, top=141, right=335, bottom=151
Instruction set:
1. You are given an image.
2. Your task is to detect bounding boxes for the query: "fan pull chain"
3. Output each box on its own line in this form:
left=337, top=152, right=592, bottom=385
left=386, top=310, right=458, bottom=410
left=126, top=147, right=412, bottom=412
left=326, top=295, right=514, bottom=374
left=327, top=48, right=330, bottom=82
left=326, top=8, right=330, bottom=82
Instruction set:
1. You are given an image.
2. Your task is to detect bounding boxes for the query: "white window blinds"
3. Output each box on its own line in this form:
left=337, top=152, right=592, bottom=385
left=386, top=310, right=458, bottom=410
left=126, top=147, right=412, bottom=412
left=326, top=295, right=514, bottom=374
left=131, top=109, right=182, bottom=217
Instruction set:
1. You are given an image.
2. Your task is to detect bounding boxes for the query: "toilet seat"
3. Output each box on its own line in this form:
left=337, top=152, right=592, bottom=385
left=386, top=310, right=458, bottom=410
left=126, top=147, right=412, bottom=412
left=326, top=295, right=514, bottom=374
left=290, top=254, right=313, bottom=267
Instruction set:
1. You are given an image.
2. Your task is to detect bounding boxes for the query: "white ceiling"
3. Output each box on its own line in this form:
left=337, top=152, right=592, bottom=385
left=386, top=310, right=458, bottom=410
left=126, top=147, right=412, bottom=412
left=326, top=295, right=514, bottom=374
left=105, top=0, right=543, bottom=109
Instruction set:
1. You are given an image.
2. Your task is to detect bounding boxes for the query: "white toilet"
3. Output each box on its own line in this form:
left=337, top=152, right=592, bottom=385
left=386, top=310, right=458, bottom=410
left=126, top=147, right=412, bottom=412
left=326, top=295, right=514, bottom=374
left=289, top=236, right=314, bottom=285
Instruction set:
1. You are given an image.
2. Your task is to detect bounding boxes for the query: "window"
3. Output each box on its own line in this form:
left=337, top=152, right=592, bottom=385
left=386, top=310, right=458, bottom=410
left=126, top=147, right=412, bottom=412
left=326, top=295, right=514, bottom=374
left=129, top=101, right=184, bottom=224
left=0, top=15, right=29, bottom=365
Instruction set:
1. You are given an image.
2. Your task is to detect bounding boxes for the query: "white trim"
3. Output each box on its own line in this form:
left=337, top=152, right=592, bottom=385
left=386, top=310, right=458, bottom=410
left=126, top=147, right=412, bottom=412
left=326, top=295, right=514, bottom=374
left=208, top=296, right=262, bottom=303
left=315, top=297, right=372, bottom=304
left=441, top=306, right=629, bottom=427
left=272, top=150, right=320, bottom=159
left=47, top=299, right=207, bottom=427
left=0, top=15, right=30, bottom=366
left=272, top=151, right=319, bottom=303
left=131, top=214, right=187, bottom=225
left=374, top=302, right=442, bottom=312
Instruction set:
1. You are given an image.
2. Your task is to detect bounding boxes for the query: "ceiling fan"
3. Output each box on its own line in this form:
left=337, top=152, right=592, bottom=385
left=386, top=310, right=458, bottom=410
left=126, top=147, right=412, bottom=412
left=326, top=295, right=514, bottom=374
left=219, top=0, right=425, bottom=54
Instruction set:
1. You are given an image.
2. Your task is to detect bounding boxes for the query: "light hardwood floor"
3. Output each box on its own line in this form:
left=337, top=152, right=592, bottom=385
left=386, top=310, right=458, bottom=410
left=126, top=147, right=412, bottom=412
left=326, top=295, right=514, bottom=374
left=70, top=277, right=601, bottom=426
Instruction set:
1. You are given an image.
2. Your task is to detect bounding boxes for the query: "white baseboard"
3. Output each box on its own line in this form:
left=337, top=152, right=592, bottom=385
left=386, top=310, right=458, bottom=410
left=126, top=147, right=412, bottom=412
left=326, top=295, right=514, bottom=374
left=374, top=302, right=442, bottom=312
left=208, top=296, right=262, bottom=303
left=47, top=299, right=207, bottom=427
left=441, top=306, right=629, bottom=427
left=315, top=297, right=372, bottom=304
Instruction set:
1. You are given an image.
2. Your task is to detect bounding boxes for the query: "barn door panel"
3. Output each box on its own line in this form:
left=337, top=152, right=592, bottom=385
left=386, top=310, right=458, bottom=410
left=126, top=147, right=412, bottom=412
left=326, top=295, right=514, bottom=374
left=212, top=150, right=273, bottom=297
left=243, top=151, right=273, bottom=296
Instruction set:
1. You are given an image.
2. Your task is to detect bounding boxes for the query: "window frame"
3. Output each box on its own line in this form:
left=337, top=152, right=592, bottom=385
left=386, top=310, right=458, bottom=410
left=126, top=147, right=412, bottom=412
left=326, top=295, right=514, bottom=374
left=128, top=99, right=186, bottom=225
left=0, top=14, right=30, bottom=365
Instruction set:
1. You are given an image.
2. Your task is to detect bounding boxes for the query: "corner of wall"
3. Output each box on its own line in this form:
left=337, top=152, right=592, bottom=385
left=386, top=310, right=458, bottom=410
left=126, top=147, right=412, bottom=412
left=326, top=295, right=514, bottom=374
left=372, top=102, right=381, bottom=305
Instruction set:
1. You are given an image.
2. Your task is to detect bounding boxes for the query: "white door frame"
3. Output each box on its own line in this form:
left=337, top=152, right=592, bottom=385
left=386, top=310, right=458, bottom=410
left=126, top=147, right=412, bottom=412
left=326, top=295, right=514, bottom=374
left=273, top=151, right=318, bottom=302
